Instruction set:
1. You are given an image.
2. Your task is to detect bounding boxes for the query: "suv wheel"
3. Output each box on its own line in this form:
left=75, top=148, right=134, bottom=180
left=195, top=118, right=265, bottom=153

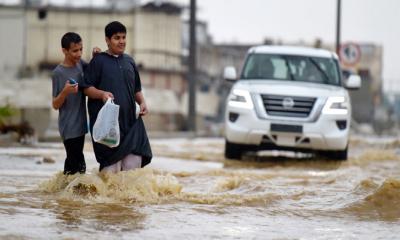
left=225, top=140, right=244, bottom=160
left=319, top=147, right=348, bottom=160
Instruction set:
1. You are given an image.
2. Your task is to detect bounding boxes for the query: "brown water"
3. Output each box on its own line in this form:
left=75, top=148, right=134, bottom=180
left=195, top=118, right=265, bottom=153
left=0, top=137, right=400, bottom=239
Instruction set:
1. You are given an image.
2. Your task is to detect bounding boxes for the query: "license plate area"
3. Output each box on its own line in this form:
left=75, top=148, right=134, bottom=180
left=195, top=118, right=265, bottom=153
left=270, top=123, right=303, bottom=133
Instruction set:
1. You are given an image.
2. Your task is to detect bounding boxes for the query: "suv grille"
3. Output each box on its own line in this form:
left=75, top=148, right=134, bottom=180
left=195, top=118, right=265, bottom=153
left=261, top=94, right=316, bottom=118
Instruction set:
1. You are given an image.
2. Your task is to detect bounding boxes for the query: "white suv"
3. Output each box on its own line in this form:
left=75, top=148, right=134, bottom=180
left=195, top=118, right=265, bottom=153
left=224, top=46, right=361, bottom=160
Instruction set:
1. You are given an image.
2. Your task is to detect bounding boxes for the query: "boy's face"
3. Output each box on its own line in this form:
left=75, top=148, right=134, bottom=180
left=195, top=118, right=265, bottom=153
left=62, top=41, right=83, bottom=64
left=106, top=32, right=126, bottom=55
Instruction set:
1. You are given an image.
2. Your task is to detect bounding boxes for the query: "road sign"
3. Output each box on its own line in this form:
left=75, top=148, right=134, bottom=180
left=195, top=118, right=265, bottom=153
left=339, top=43, right=361, bottom=66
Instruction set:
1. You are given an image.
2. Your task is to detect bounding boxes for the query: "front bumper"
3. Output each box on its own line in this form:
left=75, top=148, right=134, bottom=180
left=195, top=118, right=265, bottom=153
left=225, top=103, right=350, bottom=151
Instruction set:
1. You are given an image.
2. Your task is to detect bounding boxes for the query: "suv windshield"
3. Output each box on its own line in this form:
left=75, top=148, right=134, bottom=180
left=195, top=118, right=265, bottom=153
left=241, top=53, right=341, bottom=86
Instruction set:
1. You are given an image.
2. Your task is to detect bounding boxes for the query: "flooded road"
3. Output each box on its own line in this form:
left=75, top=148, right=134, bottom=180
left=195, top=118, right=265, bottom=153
left=0, top=136, right=399, bottom=239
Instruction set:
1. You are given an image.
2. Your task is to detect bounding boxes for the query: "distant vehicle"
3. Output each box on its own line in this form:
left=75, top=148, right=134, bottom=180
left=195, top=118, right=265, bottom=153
left=223, top=45, right=361, bottom=160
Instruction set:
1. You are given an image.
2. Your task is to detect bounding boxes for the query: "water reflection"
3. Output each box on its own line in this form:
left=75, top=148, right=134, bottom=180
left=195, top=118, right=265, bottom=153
left=223, top=155, right=343, bottom=171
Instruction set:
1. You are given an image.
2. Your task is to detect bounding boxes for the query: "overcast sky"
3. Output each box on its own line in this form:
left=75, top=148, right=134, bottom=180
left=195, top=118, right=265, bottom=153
left=1, top=0, right=399, bottom=83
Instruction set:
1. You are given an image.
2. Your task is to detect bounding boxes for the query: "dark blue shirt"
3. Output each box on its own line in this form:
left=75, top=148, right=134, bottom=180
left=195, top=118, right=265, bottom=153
left=82, top=52, right=152, bottom=169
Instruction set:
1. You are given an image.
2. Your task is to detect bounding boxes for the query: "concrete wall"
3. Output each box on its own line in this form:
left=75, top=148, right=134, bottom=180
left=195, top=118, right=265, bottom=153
left=0, top=79, right=52, bottom=138
left=133, top=11, right=182, bottom=71
left=26, top=9, right=133, bottom=68
left=0, top=8, right=24, bottom=79
left=140, top=70, right=186, bottom=95
left=0, top=5, right=183, bottom=75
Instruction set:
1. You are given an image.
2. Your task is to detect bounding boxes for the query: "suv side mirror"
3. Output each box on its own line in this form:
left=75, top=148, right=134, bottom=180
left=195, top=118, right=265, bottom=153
left=224, top=66, right=237, bottom=81
left=344, top=74, right=361, bottom=90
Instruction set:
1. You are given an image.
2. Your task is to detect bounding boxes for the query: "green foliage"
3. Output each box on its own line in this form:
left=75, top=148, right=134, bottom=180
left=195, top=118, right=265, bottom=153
left=0, top=105, right=17, bottom=125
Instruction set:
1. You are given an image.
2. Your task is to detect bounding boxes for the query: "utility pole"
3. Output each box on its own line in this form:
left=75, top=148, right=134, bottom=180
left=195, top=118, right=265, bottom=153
left=336, top=0, right=341, bottom=55
left=188, top=0, right=197, bottom=132
left=21, top=0, right=28, bottom=77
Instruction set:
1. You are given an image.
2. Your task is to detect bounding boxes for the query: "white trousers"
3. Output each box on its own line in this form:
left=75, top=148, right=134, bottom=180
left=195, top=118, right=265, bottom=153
left=101, top=154, right=142, bottom=173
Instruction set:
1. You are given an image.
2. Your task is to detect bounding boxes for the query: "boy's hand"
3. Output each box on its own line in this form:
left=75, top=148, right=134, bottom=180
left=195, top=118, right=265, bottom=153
left=101, top=91, right=114, bottom=102
left=92, top=47, right=101, bottom=57
left=139, top=102, right=148, bottom=116
left=63, top=82, right=78, bottom=95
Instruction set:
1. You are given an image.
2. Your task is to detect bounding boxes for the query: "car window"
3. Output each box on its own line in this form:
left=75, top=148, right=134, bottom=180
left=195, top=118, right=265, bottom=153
left=242, top=54, right=276, bottom=79
left=241, top=53, right=341, bottom=86
left=271, top=58, right=288, bottom=79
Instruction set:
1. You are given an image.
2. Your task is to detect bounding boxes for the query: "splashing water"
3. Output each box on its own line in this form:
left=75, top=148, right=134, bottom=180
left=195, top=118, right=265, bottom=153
left=39, top=168, right=183, bottom=204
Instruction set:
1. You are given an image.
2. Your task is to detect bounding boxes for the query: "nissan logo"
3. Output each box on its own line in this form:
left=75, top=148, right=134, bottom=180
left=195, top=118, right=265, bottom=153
left=282, top=97, right=295, bottom=109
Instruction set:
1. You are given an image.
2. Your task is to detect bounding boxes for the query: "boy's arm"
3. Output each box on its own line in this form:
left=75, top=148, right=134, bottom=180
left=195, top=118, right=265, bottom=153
left=84, top=87, right=114, bottom=102
left=92, top=47, right=101, bottom=58
left=82, top=55, right=113, bottom=102
left=52, top=93, right=67, bottom=110
left=135, top=91, right=148, bottom=116
left=131, top=59, right=147, bottom=115
left=52, top=78, right=78, bottom=110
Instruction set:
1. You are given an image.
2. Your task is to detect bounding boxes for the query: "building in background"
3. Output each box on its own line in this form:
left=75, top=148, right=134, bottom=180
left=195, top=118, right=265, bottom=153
left=0, top=7, right=24, bottom=80
left=182, top=20, right=252, bottom=132
left=0, top=1, right=188, bottom=137
left=338, top=43, right=384, bottom=126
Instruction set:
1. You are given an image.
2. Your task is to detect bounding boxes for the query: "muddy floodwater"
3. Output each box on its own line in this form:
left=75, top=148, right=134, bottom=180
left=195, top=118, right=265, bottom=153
left=0, top=136, right=399, bottom=239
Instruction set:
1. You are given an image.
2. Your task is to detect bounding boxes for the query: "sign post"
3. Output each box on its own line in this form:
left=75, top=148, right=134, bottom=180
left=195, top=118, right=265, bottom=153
left=339, top=42, right=361, bottom=67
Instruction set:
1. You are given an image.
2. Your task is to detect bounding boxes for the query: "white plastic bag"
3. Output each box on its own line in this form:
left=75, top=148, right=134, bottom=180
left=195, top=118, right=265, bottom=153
left=135, top=101, right=140, bottom=119
left=93, top=98, right=120, bottom=148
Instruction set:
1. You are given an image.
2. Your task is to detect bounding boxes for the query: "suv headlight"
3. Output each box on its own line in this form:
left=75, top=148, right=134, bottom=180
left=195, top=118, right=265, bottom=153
left=322, top=96, right=349, bottom=115
left=228, top=89, right=254, bottom=109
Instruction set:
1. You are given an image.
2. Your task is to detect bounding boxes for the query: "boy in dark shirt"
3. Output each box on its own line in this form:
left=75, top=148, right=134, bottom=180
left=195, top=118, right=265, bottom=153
left=52, top=32, right=88, bottom=175
left=83, top=21, right=152, bottom=173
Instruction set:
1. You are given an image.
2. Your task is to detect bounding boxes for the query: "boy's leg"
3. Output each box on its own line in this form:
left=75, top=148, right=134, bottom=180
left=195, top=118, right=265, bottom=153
left=121, top=154, right=142, bottom=171
left=101, top=161, right=121, bottom=174
left=63, top=135, right=86, bottom=175
left=75, top=135, right=86, bottom=173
